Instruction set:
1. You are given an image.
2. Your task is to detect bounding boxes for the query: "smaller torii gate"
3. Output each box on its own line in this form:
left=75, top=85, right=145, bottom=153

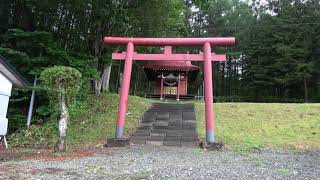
left=104, top=37, right=235, bottom=144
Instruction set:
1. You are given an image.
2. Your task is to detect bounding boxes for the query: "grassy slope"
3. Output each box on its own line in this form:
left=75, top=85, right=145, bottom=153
left=9, top=93, right=151, bottom=147
left=67, top=93, right=152, bottom=145
left=195, top=102, right=320, bottom=151
left=9, top=94, right=320, bottom=152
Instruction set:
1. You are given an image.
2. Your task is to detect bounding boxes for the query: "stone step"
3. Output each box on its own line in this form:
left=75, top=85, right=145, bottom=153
left=146, top=141, right=163, bottom=146
left=131, top=135, right=148, bottom=140
left=163, top=141, right=181, bottom=146
left=147, top=135, right=164, bottom=141
left=131, top=140, right=146, bottom=144
left=130, top=103, right=199, bottom=147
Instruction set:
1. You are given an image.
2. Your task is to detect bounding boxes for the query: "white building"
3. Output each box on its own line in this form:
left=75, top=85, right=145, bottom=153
left=0, top=55, right=28, bottom=147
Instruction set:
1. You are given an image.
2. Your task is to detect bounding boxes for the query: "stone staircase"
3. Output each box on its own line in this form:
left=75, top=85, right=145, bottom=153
left=145, top=94, right=196, bottom=100
left=130, top=103, right=200, bottom=147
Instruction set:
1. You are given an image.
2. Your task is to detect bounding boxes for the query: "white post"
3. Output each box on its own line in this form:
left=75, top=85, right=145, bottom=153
left=27, top=77, right=37, bottom=128
left=3, top=136, right=7, bottom=148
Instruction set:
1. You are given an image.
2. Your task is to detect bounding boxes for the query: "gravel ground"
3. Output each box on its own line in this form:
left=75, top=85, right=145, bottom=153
left=1, top=145, right=319, bottom=180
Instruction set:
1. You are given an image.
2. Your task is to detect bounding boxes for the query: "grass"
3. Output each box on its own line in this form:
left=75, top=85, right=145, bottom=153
left=194, top=102, right=320, bottom=152
left=67, top=93, right=151, bottom=145
left=9, top=93, right=151, bottom=148
left=8, top=94, right=320, bottom=152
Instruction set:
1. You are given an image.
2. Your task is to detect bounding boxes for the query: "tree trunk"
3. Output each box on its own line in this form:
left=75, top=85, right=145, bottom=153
left=54, top=92, right=69, bottom=152
left=94, top=64, right=112, bottom=94
left=94, top=79, right=102, bottom=94
left=101, top=47, right=120, bottom=93
left=304, top=77, right=308, bottom=103
left=134, top=68, right=141, bottom=96
left=221, top=62, right=225, bottom=97
left=93, top=24, right=103, bottom=94
left=118, top=73, right=123, bottom=94
left=102, top=64, right=112, bottom=93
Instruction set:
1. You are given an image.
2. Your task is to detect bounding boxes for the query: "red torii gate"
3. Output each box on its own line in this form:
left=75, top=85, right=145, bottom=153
left=104, top=37, right=236, bottom=144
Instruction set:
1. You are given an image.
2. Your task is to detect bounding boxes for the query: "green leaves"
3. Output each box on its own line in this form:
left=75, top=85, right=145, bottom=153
left=128, top=0, right=187, bottom=37
left=40, top=66, right=82, bottom=107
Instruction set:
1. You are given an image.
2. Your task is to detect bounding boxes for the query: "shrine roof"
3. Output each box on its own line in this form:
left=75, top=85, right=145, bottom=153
left=141, top=60, right=200, bottom=71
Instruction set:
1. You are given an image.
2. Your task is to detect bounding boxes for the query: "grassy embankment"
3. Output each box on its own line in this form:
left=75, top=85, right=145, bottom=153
left=9, top=93, right=152, bottom=148
left=9, top=93, right=320, bottom=152
left=195, top=102, right=320, bottom=151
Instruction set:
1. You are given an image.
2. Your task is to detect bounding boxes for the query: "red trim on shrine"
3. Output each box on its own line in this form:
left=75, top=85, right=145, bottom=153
left=141, top=60, right=199, bottom=100
left=140, top=46, right=201, bottom=100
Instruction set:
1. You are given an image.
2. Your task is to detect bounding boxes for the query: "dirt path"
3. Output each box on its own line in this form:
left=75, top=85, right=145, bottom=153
left=1, top=145, right=319, bottom=179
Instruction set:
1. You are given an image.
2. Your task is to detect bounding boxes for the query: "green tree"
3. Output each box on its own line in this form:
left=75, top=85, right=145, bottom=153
left=40, top=66, right=82, bottom=152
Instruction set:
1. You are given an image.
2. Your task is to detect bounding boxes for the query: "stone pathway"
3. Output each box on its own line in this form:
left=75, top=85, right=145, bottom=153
left=130, top=103, right=200, bottom=147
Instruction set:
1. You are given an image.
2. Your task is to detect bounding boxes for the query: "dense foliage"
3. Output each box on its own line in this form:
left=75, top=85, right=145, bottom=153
left=190, top=0, right=320, bottom=102
left=0, top=0, right=319, bottom=134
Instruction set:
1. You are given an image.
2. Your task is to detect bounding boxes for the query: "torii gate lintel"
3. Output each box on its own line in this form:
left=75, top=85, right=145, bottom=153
left=104, top=37, right=236, bottom=144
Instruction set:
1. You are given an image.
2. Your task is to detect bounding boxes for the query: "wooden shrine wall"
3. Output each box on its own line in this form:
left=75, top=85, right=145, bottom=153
left=153, top=77, right=188, bottom=95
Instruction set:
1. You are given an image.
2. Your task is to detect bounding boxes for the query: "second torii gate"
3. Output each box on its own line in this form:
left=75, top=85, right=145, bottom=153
left=104, top=37, right=236, bottom=144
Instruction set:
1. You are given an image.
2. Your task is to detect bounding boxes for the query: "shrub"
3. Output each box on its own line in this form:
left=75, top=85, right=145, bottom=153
left=40, top=66, right=81, bottom=152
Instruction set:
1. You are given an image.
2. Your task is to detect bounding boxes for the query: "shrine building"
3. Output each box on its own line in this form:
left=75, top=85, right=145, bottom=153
left=142, top=60, right=200, bottom=100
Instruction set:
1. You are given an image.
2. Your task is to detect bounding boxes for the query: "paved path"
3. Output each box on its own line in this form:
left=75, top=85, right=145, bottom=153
left=130, top=103, right=199, bottom=147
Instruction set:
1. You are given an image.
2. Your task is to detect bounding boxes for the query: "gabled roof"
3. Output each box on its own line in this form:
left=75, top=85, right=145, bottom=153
left=0, top=54, right=29, bottom=88
left=141, top=60, right=200, bottom=71
left=141, top=60, right=200, bottom=81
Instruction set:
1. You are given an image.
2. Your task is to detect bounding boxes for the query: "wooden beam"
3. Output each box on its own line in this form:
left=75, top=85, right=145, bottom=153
left=112, top=52, right=226, bottom=61
left=104, top=37, right=236, bottom=46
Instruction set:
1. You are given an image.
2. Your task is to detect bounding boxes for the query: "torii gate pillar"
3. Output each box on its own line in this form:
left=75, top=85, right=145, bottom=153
left=203, top=42, right=215, bottom=142
left=115, top=42, right=134, bottom=138
left=104, top=37, right=235, bottom=144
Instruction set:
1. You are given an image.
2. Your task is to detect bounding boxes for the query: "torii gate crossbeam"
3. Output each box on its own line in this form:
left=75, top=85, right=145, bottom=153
left=104, top=37, right=236, bottom=144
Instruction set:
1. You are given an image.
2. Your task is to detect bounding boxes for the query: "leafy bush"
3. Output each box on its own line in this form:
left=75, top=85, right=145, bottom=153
left=40, top=66, right=82, bottom=151
left=36, top=105, right=51, bottom=117
left=9, top=122, right=58, bottom=147
left=40, top=66, right=82, bottom=109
